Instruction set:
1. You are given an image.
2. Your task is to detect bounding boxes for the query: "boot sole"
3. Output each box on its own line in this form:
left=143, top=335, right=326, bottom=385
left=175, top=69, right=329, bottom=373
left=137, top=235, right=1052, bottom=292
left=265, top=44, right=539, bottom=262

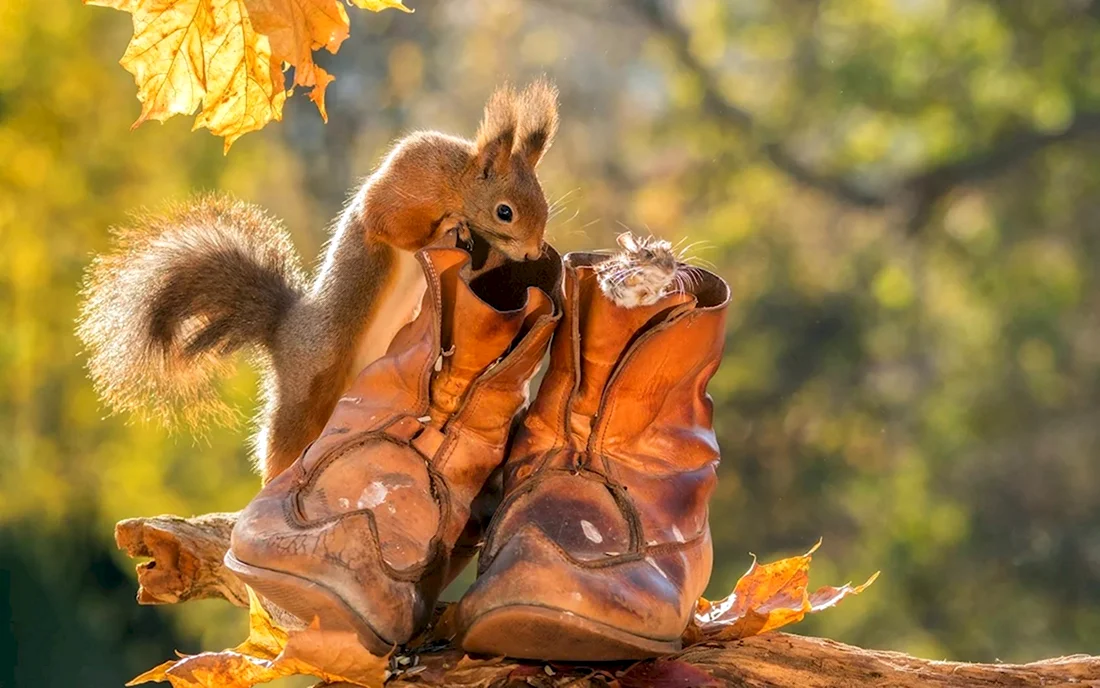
left=460, top=604, right=681, bottom=661
left=223, top=551, right=392, bottom=656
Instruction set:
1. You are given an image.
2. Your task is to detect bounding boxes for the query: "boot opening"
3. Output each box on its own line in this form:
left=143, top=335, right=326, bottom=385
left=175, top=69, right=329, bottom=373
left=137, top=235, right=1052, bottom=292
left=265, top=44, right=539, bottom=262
left=467, top=243, right=563, bottom=314
left=687, top=270, right=730, bottom=309
left=427, top=241, right=562, bottom=360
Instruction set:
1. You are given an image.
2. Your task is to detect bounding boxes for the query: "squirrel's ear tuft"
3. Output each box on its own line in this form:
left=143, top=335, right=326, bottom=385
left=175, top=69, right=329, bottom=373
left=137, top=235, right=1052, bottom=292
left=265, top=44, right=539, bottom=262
left=516, top=77, right=559, bottom=168
left=475, top=83, right=519, bottom=177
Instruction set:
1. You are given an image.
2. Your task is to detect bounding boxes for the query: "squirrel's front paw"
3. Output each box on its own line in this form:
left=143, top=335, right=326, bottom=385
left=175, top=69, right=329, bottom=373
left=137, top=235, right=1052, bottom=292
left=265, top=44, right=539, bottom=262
left=436, top=212, right=467, bottom=238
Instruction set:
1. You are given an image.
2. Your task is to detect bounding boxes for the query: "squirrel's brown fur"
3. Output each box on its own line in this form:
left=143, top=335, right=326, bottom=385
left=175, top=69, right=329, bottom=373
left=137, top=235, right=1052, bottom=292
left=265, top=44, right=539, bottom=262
left=77, top=79, right=560, bottom=482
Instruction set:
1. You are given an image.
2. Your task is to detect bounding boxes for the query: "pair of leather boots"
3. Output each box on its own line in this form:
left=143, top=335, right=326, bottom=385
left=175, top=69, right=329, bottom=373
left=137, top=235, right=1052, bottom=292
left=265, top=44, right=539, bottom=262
left=226, top=236, right=730, bottom=662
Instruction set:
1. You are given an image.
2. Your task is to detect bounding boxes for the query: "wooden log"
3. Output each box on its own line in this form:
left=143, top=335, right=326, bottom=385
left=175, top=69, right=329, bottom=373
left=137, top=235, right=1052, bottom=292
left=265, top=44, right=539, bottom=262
left=115, top=512, right=247, bottom=607
left=667, top=634, right=1100, bottom=688
left=116, top=512, right=1100, bottom=687
left=326, top=637, right=1100, bottom=688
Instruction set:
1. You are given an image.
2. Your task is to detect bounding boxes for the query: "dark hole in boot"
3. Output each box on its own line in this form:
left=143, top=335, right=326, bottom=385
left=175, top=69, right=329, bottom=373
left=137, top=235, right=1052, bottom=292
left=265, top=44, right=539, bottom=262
left=468, top=244, right=563, bottom=313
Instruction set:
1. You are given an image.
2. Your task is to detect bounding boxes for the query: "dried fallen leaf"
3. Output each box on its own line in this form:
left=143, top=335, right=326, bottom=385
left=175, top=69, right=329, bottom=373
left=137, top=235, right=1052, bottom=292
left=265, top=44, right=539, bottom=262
left=130, top=588, right=390, bottom=688
left=618, top=658, right=722, bottom=688
left=505, top=664, right=543, bottom=680
left=685, top=539, right=878, bottom=643
left=430, top=654, right=519, bottom=688
left=86, top=0, right=412, bottom=150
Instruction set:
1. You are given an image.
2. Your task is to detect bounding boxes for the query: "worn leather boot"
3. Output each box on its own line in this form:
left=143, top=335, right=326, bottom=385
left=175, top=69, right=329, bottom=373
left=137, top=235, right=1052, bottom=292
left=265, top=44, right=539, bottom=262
left=225, top=241, right=562, bottom=655
left=456, top=251, right=729, bottom=661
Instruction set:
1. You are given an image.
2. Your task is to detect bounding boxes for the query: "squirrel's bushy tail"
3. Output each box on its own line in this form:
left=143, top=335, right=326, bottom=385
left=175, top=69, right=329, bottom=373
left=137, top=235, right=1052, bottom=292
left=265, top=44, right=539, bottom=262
left=77, top=194, right=307, bottom=429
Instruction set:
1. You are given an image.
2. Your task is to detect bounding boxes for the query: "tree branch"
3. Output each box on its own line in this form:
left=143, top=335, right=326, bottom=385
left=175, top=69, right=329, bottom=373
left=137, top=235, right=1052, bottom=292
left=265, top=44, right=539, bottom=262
left=118, top=511, right=1100, bottom=687
left=625, top=0, right=887, bottom=209
left=622, top=0, right=1100, bottom=227
left=900, top=111, right=1100, bottom=234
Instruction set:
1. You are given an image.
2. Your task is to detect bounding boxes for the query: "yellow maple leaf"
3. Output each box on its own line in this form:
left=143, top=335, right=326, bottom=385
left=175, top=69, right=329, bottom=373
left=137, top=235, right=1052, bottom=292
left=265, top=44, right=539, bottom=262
left=192, top=0, right=287, bottom=151
left=349, top=0, right=413, bottom=11
left=130, top=588, right=391, bottom=688
left=86, top=0, right=412, bottom=150
left=86, top=0, right=213, bottom=125
left=245, top=0, right=349, bottom=122
left=685, top=539, right=879, bottom=643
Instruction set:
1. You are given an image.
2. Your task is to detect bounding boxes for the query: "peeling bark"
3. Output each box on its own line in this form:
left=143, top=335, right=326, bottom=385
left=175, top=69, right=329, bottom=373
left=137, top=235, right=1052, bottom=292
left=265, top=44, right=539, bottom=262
left=115, top=512, right=247, bottom=607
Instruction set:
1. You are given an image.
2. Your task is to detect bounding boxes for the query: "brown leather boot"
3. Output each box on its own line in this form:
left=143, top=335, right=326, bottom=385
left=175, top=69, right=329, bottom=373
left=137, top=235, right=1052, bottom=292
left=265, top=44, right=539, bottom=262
left=225, top=241, right=562, bottom=655
left=456, top=251, right=729, bottom=661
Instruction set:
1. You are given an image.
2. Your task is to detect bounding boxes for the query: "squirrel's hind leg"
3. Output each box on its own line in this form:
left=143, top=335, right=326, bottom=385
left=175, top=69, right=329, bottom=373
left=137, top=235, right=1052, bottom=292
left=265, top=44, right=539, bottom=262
left=257, top=397, right=334, bottom=483
left=256, top=357, right=348, bottom=483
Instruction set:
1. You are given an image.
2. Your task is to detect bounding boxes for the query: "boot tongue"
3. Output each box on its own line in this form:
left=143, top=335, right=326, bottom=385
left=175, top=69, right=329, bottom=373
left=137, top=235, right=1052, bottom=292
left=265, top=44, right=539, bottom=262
left=570, top=267, right=695, bottom=422
left=426, top=248, right=554, bottom=424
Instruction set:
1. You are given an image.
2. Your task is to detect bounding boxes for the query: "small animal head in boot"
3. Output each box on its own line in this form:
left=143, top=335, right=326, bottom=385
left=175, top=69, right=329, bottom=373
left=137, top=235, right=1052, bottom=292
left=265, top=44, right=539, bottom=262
left=459, top=79, right=559, bottom=262
left=595, top=231, right=683, bottom=308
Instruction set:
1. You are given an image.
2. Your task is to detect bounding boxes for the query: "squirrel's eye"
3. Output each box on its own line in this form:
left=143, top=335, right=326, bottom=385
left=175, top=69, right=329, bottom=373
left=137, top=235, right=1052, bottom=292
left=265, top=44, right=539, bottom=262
left=495, top=204, right=514, bottom=223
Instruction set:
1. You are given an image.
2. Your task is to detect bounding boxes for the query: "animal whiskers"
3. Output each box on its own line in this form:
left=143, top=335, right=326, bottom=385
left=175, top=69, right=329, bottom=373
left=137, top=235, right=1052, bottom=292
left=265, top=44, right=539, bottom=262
left=543, top=188, right=594, bottom=241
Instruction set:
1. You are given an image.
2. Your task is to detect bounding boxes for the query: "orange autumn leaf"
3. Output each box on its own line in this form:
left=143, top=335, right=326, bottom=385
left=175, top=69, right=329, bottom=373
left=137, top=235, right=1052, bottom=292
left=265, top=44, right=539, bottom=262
left=86, top=0, right=412, bottom=151
left=130, top=588, right=390, bottom=688
left=685, top=540, right=878, bottom=643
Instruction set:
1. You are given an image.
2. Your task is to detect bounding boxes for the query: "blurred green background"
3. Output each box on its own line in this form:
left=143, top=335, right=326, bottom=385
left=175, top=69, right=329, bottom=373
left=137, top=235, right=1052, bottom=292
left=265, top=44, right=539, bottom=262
left=3, top=0, right=1100, bottom=685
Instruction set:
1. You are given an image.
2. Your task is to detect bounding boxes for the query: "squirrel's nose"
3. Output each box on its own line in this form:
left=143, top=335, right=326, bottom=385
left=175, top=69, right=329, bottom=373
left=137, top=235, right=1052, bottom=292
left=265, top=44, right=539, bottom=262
left=523, top=245, right=543, bottom=261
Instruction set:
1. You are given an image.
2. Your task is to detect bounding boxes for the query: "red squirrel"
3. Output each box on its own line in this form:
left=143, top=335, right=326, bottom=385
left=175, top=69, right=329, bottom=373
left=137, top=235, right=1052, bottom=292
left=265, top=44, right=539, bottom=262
left=77, top=79, right=560, bottom=482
